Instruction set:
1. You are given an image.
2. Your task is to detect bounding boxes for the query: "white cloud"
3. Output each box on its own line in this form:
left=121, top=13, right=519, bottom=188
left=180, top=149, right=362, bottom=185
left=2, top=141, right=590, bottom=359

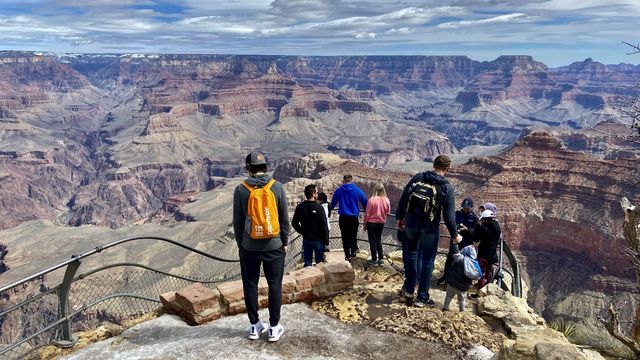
left=437, top=13, right=532, bottom=29
left=386, top=27, right=411, bottom=34
left=529, top=0, right=640, bottom=12
left=355, top=32, right=376, bottom=39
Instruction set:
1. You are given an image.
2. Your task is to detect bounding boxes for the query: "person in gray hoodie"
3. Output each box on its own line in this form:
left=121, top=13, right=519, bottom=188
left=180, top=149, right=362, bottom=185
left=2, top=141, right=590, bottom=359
left=233, top=151, right=290, bottom=342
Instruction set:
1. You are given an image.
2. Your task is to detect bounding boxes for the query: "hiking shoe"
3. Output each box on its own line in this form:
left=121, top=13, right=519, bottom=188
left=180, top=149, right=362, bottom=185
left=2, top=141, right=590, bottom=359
left=400, top=286, right=413, bottom=299
left=248, top=321, right=267, bottom=340
left=268, top=324, right=284, bottom=342
left=400, top=286, right=414, bottom=305
left=436, top=276, right=446, bottom=285
left=377, top=259, right=384, bottom=266
left=367, top=259, right=378, bottom=267
left=414, top=299, right=435, bottom=308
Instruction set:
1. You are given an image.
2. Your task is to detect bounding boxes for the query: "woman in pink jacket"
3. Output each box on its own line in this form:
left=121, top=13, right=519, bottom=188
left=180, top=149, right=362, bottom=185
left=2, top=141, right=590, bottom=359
left=363, top=183, right=391, bottom=267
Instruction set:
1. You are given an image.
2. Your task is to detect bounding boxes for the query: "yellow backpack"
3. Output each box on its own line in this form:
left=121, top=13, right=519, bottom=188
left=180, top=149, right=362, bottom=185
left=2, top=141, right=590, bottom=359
left=242, top=179, right=280, bottom=239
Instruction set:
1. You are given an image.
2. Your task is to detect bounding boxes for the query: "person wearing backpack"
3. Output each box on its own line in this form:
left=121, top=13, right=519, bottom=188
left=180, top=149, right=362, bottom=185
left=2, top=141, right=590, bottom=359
left=396, top=155, right=461, bottom=307
left=458, top=209, right=501, bottom=290
left=233, top=151, right=290, bottom=342
left=363, top=183, right=391, bottom=267
left=437, top=197, right=478, bottom=285
left=442, top=236, right=481, bottom=312
left=292, top=184, right=330, bottom=267
left=329, top=175, right=368, bottom=261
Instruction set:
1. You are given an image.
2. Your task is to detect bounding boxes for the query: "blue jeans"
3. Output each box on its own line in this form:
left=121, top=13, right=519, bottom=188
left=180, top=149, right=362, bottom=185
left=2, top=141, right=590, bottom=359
left=398, top=230, right=421, bottom=276
left=303, top=239, right=325, bottom=267
left=402, top=228, right=439, bottom=302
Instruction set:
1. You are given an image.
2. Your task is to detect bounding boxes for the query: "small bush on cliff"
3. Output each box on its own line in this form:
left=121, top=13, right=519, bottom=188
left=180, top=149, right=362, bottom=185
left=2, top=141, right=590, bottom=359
left=571, top=318, right=635, bottom=359
left=549, top=318, right=577, bottom=339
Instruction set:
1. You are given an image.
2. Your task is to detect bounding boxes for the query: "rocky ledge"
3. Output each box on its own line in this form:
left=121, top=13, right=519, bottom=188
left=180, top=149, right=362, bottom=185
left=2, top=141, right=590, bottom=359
left=41, top=251, right=604, bottom=360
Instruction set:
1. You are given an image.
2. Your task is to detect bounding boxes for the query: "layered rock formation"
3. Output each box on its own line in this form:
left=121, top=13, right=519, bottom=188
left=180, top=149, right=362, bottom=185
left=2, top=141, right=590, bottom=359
left=0, top=52, right=638, bottom=355
left=447, top=130, right=639, bottom=278
left=0, top=51, right=637, bottom=232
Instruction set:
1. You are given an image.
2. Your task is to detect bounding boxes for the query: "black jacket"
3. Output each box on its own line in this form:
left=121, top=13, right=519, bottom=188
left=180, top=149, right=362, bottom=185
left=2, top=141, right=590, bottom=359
left=444, top=242, right=475, bottom=292
left=292, top=200, right=330, bottom=244
left=396, top=171, right=458, bottom=238
left=455, top=210, right=478, bottom=247
left=462, top=219, right=501, bottom=264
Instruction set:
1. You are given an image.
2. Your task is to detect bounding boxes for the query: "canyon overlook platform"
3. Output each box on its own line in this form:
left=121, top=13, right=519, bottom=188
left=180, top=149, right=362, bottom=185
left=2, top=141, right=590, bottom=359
left=32, top=251, right=603, bottom=360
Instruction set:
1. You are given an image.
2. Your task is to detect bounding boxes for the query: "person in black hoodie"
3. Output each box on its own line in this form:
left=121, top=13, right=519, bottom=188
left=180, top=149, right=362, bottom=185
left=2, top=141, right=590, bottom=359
left=437, top=197, right=478, bottom=285
left=459, top=209, right=501, bottom=289
left=292, top=184, right=330, bottom=267
left=396, top=155, right=461, bottom=307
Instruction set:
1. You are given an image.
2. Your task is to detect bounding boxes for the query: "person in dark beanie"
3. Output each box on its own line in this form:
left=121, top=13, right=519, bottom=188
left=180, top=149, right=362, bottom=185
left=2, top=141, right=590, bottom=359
left=292, top=184, right=330, bottom=267
left=396, top=155, right=462, bottom=307
left=330, top=175, right=367, bottom=261
left=437, top=197, right=478, bottom=285
left=233, top=151, right=290, bottom=342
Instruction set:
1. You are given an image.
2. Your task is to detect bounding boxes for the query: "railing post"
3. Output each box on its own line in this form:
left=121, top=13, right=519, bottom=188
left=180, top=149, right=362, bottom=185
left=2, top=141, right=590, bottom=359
left=53, top=257, right=81, bottom=348
left=497, top=237, right=504, bottom=289
left=512, top=261, right=522, bottom=298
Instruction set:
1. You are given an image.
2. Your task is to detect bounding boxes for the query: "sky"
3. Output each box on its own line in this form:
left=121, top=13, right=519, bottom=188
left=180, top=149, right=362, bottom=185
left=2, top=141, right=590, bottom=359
left=0, top=0, right=639, bottom=67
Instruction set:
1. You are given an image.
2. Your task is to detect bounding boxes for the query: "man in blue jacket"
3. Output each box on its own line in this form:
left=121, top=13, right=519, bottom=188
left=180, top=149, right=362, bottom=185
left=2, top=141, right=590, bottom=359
left=330, top=175, right=368, bottom=261
left=397, top=155, right=461, bottom=307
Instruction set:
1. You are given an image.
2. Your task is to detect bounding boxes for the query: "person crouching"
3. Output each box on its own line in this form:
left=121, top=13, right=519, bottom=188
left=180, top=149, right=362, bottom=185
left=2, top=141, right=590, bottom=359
left=442, top=236, right=479, bottom=312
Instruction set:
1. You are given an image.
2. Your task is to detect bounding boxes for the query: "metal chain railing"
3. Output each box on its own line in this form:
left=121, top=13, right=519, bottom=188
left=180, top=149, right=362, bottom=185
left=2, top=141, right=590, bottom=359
left=0, top=213, right=521, bottom=360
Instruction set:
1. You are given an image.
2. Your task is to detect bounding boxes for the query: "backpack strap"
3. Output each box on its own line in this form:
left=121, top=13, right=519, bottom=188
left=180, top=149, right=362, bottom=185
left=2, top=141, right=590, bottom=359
left=264, top=178, right=276, bottom=191
left=242, top=181, right=254, bottom=192
left=242, top=179, right=276, bottom=191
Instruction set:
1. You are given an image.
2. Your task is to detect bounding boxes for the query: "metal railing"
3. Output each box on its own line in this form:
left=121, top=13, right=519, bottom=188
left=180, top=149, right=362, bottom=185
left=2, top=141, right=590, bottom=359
left=0, top=213, right=522, bottom=359
left=0, top=234, right=304, bottom=360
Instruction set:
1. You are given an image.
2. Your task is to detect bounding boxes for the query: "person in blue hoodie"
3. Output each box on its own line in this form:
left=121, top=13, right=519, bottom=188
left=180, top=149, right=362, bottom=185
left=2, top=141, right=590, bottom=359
left=329, top=175, right=368, bottom=260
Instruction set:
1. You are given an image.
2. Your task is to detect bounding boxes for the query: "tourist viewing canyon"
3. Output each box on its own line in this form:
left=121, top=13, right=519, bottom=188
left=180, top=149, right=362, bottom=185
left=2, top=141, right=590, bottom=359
left=0, top=1, right=639, bottom=359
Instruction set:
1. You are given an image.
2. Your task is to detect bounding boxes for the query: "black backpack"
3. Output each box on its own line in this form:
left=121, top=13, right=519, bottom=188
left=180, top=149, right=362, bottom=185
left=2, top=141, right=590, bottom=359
left=405, top=173, right=444, bottom=222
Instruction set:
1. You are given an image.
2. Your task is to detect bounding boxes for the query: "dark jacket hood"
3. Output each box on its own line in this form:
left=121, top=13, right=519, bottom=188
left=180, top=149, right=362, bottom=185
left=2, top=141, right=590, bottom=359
left=244, top=173, right=272, bottom=187
left=423, top=171, right=448, bottom=185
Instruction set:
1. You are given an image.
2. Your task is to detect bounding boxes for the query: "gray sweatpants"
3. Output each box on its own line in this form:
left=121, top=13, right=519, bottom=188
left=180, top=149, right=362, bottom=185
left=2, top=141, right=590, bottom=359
left=443, top=284, right=467, bottom=311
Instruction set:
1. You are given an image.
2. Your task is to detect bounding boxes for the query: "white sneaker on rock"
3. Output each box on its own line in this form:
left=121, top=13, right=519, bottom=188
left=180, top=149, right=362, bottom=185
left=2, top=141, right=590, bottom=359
left=268, top=324, right=284, bottom=342
left=248, top=321, right=267, bottom=340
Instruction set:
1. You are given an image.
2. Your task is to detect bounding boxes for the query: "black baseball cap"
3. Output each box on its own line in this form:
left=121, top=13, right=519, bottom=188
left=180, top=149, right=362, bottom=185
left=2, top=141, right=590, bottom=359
left=461, top=198, right=474, bottom=209
left=245, top=152, right=267, bottom=166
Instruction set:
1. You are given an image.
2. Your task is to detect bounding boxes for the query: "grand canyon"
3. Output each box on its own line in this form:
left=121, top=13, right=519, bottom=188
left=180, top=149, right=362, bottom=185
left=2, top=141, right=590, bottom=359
left=1, top=51, right=639, bottom=358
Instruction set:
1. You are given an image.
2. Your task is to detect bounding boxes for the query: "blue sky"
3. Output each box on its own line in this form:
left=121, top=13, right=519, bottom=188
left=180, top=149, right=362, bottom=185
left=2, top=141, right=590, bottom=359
left=0, top=0, right=639, bottom=67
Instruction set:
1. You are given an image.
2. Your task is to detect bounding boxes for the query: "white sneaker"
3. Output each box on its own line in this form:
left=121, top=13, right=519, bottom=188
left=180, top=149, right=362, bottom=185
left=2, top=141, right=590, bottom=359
left=248, top=321, right=267, bottom=340
left=268, top=324, right=284, bottom=342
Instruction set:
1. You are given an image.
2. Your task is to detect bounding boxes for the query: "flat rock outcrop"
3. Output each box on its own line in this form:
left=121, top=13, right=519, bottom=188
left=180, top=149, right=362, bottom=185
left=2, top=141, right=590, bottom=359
left=58, top=303, right=460, bottom=360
